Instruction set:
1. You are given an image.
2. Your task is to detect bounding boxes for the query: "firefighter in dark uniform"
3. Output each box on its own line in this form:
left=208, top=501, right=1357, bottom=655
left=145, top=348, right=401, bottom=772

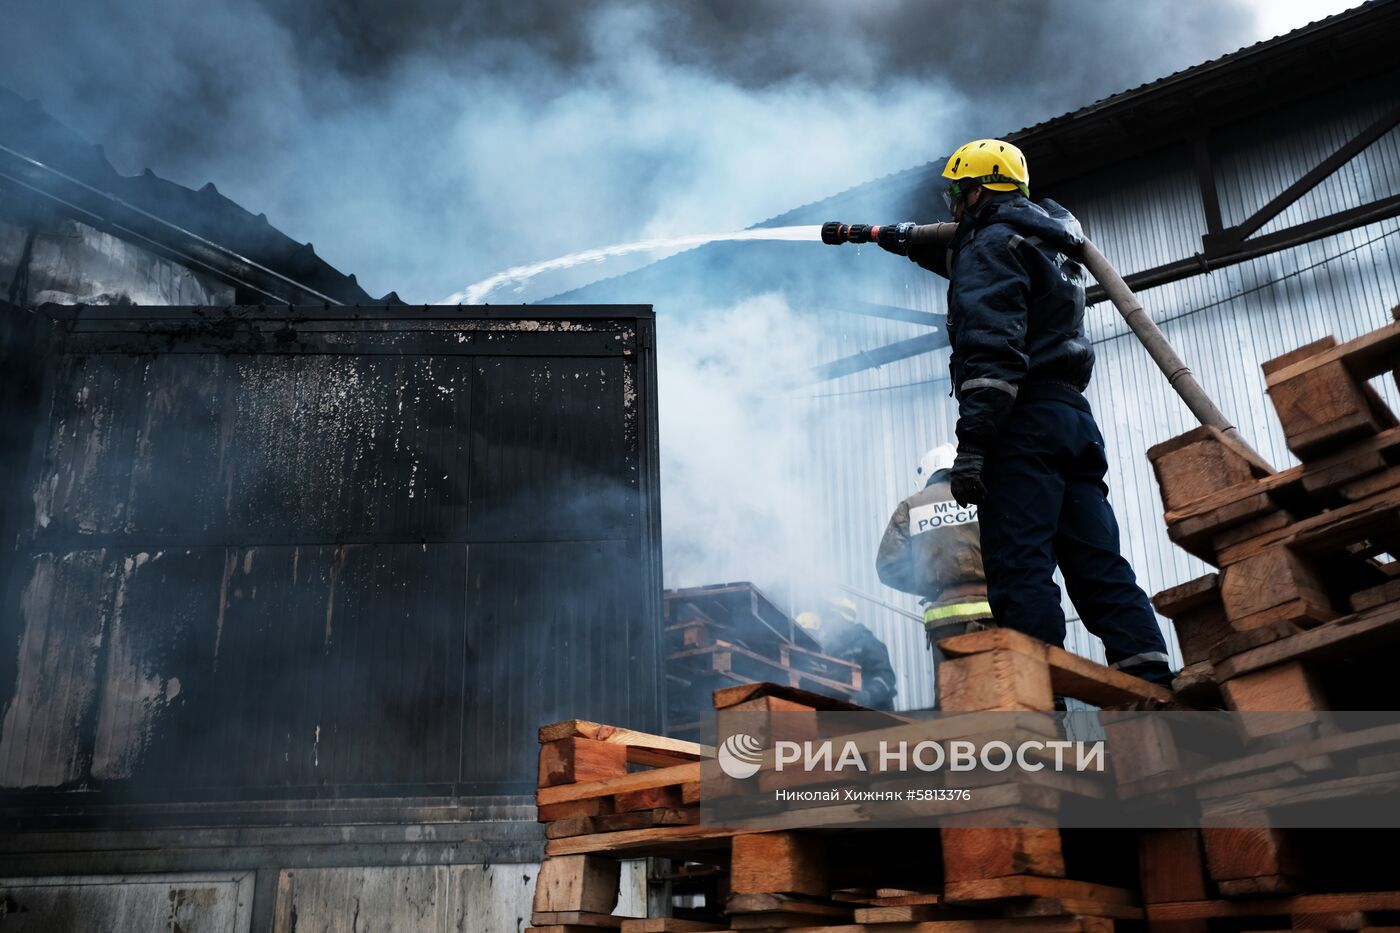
left=796, top=597, right=898, bottom=710
left=871, top=139, right=1174, bottom=685
left=877, top=443, right=996, bottom=668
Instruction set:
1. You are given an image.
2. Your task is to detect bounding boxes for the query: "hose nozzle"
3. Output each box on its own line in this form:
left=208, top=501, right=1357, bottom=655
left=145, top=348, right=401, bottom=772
left=822, top=221, right=876, bottom=245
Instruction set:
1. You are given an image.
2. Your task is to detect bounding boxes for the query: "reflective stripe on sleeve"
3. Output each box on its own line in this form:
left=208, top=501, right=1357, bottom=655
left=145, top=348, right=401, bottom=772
left=960, top=377, right=1019, bottom=398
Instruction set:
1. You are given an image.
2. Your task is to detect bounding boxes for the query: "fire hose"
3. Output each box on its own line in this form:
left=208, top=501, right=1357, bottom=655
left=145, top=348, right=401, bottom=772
left=821, top=221, right=1269, bottom=467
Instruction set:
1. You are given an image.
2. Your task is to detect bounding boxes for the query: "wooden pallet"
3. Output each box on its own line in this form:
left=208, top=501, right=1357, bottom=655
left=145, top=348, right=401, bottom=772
left=668, top=643, right=862, bottom=696
left=1148, top=317, right=1400, bottom=713
left=532, top=653, right=1183, bottom=932
left=664, top=583, right=866, bottom=737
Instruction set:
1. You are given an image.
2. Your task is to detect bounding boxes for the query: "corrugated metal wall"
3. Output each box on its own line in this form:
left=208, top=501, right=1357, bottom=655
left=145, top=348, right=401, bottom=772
left=0, top=307, right=662, bottom=803
left=803, top=83, right=1400, bottom=711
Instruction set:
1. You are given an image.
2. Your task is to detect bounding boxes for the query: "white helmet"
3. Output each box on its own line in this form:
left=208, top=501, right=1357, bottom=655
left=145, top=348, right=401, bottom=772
left=916, top=444, right=957, bottom=486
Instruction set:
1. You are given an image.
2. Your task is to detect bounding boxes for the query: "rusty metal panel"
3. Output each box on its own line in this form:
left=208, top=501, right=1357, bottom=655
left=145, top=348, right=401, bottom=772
left=0, top=872, right=252, bottom=933
left=0, top=306, right=662, bottom=809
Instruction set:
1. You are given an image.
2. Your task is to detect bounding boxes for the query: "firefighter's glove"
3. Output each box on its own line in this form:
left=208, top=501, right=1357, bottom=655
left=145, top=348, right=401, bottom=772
left=949, top=449, right=987, bottom=506
left=877, top=222, right=916, bottom=256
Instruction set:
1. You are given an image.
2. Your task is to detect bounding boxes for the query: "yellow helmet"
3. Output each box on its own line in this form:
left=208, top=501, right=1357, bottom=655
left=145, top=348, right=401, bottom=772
left=941, top=139, right=1030, bottom=197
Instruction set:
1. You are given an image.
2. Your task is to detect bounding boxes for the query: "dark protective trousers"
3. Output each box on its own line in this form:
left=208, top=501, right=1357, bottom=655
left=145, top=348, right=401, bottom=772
left=977, top=394, right=1174, bottom=684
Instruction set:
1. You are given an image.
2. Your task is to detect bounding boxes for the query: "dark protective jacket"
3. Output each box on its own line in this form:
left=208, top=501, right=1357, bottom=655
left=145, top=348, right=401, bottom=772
left=817, top=618, right=897, bottom=711
left=908, top=194, right=1093, bottom=452
left=875, top=473, right=986, bottom=609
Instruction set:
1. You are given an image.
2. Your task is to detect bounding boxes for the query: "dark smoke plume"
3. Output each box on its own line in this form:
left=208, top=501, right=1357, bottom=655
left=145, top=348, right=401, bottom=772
left=1, top=0, right=1258, bottom=302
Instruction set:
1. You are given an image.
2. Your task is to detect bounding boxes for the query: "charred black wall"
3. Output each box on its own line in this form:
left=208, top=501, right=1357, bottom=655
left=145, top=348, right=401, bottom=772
left=0, top=305, right=662, bottom=812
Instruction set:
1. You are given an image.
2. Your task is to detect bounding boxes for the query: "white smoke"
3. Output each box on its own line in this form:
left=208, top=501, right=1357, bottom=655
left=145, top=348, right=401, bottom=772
left=656, top=294, right=831, bottom=592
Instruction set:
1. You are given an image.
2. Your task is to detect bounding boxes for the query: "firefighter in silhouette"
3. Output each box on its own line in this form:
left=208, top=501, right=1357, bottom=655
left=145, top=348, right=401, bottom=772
left=795, top=596, right=897, bottom=711
left=877, top=444, right=996, bottom=667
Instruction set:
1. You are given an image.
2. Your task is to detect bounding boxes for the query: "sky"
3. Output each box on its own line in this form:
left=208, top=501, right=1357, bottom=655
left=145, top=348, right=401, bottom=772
left=0, top=0, right=1367, bottom=304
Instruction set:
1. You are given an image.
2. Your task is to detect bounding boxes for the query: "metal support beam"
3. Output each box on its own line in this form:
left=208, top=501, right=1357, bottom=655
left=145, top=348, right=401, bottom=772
left=1088, top=192, right=1400, bottom=304
left=837, top=300, right=945, bottom=328
left=1193, top=136, right=1224, bottom=236
left=1205, top=100, right=1400, bottom=253
left=809, top=331, right=948, bottom=382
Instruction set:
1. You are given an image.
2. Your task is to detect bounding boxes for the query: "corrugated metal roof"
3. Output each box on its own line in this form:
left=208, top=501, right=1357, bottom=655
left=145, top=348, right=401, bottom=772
left=0, top=87, right=387, bottom=305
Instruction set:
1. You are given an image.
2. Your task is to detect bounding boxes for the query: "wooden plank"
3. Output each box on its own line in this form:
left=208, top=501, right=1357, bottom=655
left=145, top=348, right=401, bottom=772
left=1220, top=661, right=1327, bottom=717
left=1205, top=426, right=1400, bottom=518
left=1102, top=714, right=1182, bottom=785
left=1261, top=336, right=1337, bottom=377
left=1208, top=617, right=1303, bottom=663
left=1217, top=549, right=1334, bottom=630
left=1136, top=830, right=1206, bottom=904
left=728, top=913, right=838, bottom=929
left=1213, top=599, right=1400, bottom=681
left=1211, top=509, right=1297, bottom=548
left=1002, top=898, right=1143, bottom=921
left=1152, top=574, right=1221, bottom=617
left=614, top=785, right=683, bottom=813
left=942, top=877, right=1137, bottom=908
left=1199, top=769, right=1400, bottom=815
left=854, top=906, right=950, bottom=923
left=938, top=627, right=1047, bottom=660
left=1290, top=909, right=1372, bottom=929
left=546, top=816, right=598, bottom=839
left=545, top=824, right=737, bottom=857
left=737, top=921, right=1112, bottom=933
left=533, top=855, right=622, bottom=914
left=539, top=797, right=615, bottom=822
left=938, top=627, right=1171, bottom=707
left=539, top=720, right=713, bottom=765
left=728, top=893, right=852, bottom=916
left=1045, top=645, right=1174, bottom=707
left=868, top=894, right=942, bottom=906
left=1353, top=577, right=1400, bottom=612
left=937, top=650, right=1054, bottom=712
left=540, top=738, right=630, bottom=788
left=597, top=807, right=697, bottom=831
left=532, top=913, right=628, bottom=928
left=1149, top=426, right=1262, bottom=512
left=1216, top=483, right=1400, bottom=565
left=730, top=832, right=827, bottom=897
left=537, top=762, right=702, bottom=807
left=1118, top=723, right=1400, bottom=797
left=1200, top=828, right=1299, bottom=894
left=1168, top=661, right=1221, bottom=708
left=620, top=920, right=724, bottom=933
left=1155, top=579, right=1232, bottom=668
left=1147, top=891, right=1400, bottom=921
left=712, top=682, right=878, bottom=713
left=1267, top=357, right=1390, bottom=457
left=678, top=642, right=866, bottom=696
left=548, top=807, right=698, bottom=838
left=940, top=810, right=1065, bottom=883
left=1263, top=321, right=1400, bottom=386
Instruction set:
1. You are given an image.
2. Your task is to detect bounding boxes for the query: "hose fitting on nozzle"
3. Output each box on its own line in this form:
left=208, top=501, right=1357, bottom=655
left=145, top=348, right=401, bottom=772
left=822, top=221, right=876, bottom=245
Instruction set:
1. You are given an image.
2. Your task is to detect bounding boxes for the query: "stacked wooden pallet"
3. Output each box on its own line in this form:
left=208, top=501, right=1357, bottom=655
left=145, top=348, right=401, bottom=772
left=1137, top=313, right=1400, bottom=929
left=531, top=630, right=1181, bottom=933
left=1147, top=315, right=1400, bottom=715
left=665, top=584, right=863, bottom=738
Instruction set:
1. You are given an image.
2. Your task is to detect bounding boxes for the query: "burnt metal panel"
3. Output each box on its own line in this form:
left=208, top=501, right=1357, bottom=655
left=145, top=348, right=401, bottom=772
left=0, top=305, right=661, bottom=812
